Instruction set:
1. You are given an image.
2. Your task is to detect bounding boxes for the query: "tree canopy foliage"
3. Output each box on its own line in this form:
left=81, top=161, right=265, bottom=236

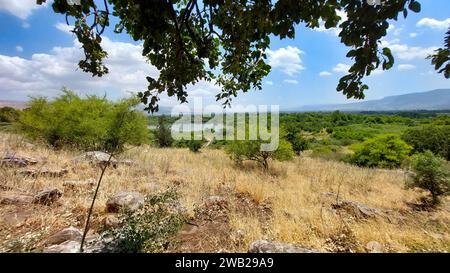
left=36, top=0, right=449, bottom=113
left=402, top=125, right=450, bottom=161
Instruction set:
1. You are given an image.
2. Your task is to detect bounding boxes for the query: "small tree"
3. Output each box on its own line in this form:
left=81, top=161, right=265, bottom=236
left=156, top=116, right=173, bottom=148
left=350, top=134, right=412, bottom=168
left=226, top=139, right=294, bottom=170
left=406, top=151, right=450, bottom=204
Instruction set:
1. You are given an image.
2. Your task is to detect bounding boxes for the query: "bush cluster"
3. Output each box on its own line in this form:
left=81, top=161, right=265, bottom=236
left=350, top=134, right=412, bottom=168
left=19, top=89, right=149, bottom=151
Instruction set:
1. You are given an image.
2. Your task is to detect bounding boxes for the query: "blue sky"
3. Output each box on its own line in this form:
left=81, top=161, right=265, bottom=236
left=0, top=0, right=449, bottom=109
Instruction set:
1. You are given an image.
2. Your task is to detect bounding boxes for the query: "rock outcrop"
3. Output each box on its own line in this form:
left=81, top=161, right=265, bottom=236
left=0, top=191, right=33, bottom=205
left=248, top=240, right=320, bottom=253
left=32, top=188, right=63, bottom=205
left=18, top=168, right=69, bottom=178
left=73, top=151, right=118, bottom=167
left=105, top=192, right=145, bottom=213
left=45, top=227, right=83, bottom=246
left=1, top=154, right=38, bottom=167
left=63, top=179, right=96, bottom=190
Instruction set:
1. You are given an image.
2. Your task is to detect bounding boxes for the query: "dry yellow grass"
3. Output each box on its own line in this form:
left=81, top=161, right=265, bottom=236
left=0, top=132, right=449, bottom=253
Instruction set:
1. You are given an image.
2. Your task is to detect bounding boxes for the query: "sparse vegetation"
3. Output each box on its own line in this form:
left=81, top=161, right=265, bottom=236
left=0, top=130, right=449, bottom=253
left=107, top=190, right=185, bottom=253
left=1, top=109, right=450, bottom=253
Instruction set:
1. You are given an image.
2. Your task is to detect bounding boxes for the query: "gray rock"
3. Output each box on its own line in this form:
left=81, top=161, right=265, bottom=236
left=45, top=227, right=82, bottom=246
left=32, top=188, right=63, bottom=205
left=106, top=192, right=145, bottom=213
left=63, top=179, right=96, bottom=190
left=322, top=192, right=386, bottom=219
left=248, top=240, right=320, bottom=253
left=1, top=155, right=38, bottom=167
left=43, top=240, right=81, bottom=253
left=0, top=191, right=33, bottom=205
left=18, top=168, right=69, bottom=178
left=43, top=234, right=114, bottom=253
left=73, top=151, right=118, bottom=167
left=365, top=241, right=383, bottom=253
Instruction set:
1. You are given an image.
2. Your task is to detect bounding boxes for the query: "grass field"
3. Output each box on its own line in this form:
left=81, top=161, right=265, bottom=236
left=0, top=132, right=448, bottom=253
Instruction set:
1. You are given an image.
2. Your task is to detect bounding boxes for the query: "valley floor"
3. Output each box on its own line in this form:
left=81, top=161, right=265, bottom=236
left=0, top=133, right=449, bottom=253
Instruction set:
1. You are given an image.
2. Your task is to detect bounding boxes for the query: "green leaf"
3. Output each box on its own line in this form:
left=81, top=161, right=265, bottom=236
left=409, top=1, right=421, bottom=13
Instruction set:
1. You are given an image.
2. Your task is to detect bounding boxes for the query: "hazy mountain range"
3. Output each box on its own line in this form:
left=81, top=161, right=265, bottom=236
left=285, top=89, right=450, bottom=112
left=1, top=89, right=449, bottom=112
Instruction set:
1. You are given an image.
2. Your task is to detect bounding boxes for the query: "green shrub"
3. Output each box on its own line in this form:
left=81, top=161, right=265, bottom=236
left=226, top=139, right=294, bottom=170
left=19, top=89, right=148, bottom=151
left=187, top=140, right=203, bottom=153
left=284, top=124, right=309, bottom=155
left=350, top=134, right=412, bottom=168
left=107, top=190, right=185, bottom=253
left=0, top=107, right=21, bottom=123
left=406, top=151, right=450, bottom=204
left=402, top=126, right=450, bottom=160
left=286, top=134, right=309, bottom=155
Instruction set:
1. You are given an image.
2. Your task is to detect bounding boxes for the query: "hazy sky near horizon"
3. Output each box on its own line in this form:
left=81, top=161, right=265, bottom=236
left=0, top=0, right=449, bottom=109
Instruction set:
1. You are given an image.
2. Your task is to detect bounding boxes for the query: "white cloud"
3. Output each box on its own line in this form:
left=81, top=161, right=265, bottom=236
left=387, top=24, right=403, bottom=36
left=417, top=18, right=450, bottom=30
left=283, top=79, right=298, bottom=85
left=188, top=81, right=220, bottom=99
left=0, top=32, right=224, bottom=107
left=370, top=69, right=384, bottom=76
left=398, top=64, right=416, bottom=71
left=380, top=40, right=438, bottom=61
left=55, top=22, right=74, bottom=35
left=265, top=81, right=274, bottom=85
left=0, top=37, right=160, bottom=102
left=267, top=46, right=305, bottom=76
left=22, top=22, right=30, bottom=29
left=409, top=32, right=418, bottom=38
left=0, top=0, right=46, bottom=20
left=332, top=63, right=351, bottom=73
left=319, top=71, right=332, bottom=77
left=15, top=46, right=23, bottom=53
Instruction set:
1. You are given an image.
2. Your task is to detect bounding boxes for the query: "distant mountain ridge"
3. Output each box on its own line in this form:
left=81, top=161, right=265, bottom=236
left=0, top=100, right=27, bottom=109
left=2, top=89, right=450, bottom=112
left=286, top=89, right=450, bottom=112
